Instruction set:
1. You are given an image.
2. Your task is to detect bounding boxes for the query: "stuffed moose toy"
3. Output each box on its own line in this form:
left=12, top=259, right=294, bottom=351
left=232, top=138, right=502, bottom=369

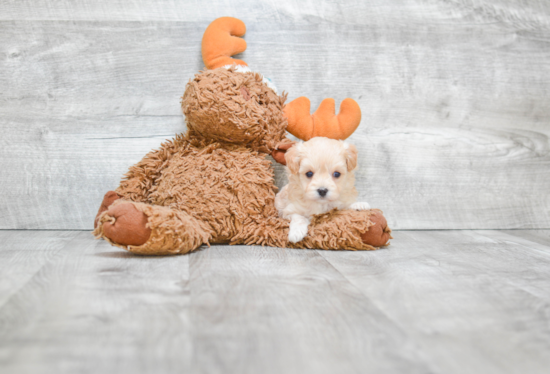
left=93, top=17, right=392, bottom=255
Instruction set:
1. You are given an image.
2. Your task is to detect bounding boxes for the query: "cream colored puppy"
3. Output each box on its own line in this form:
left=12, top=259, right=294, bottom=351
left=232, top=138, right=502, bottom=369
left=275, top=137, right=371, bottom=243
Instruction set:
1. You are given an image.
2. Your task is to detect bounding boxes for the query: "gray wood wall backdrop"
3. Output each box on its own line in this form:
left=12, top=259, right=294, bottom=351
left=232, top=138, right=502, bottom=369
left=1, top=0, right=549, bottom=230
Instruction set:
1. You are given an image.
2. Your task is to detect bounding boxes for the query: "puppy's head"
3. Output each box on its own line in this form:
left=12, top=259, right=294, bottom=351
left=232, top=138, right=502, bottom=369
left=285, top=137, right=358, bottom=202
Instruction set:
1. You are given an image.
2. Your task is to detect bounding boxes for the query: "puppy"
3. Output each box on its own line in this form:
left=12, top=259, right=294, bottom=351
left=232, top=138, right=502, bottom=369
left=275, top=137, right=371, bottom=243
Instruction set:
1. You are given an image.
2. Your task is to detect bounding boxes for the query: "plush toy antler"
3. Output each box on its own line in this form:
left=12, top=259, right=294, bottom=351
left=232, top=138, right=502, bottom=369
left=202, top=17, right=248, bottom=69
left=284, top=97, right=361, bottom=141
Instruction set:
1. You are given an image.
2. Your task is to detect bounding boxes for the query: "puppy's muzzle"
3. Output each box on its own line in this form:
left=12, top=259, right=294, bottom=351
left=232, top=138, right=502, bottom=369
left=317, top=188, right=328, bottom=197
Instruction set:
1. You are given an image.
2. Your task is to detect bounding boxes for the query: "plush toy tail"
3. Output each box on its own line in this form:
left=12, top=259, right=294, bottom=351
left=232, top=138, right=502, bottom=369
left=202, top=17, right=248, bottom=70
left=284, top=97, right=362, bottom=141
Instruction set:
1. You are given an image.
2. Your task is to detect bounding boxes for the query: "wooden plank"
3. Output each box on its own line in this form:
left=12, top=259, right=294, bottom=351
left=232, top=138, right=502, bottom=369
left=0, top=230, right=78, bottom=308
left=1, top=0, right=549, bottom=25
left=0, top=115, right=186, bottom=229
left=318, top=230, right=550, bottom=374
left=1, top=1, right=550, bottom=230
left=501, top=229, right=550, bottom=248
left=0, top=231, right=192, bottom=373
left=188, top=244, right=431, bottom=374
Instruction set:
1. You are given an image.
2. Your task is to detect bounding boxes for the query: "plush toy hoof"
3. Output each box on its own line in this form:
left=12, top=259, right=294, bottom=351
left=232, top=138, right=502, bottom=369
left=101, top=203, right=151, bottom=246
left=94, top=191, right=122, bottom=228
left=271, top=142, right=295, bottom=165
left=361, top=211, right=392, bottom=247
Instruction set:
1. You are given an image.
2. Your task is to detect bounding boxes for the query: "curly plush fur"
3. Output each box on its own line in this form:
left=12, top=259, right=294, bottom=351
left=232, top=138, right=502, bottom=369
left=93, top=68, right=391, bottom=255
left=182, top=68, right=287, bottom=153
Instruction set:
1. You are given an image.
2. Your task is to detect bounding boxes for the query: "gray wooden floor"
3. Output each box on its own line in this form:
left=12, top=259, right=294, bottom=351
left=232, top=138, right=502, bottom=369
left=1, top=230, right=549, bottom=374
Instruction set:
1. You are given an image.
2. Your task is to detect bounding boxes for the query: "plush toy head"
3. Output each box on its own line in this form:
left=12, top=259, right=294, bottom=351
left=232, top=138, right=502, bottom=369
left=182, top=67, right=287, bottom=153
left=181, top=16, right=363, bottom=158
left=181, top=17, right=286, bottom=153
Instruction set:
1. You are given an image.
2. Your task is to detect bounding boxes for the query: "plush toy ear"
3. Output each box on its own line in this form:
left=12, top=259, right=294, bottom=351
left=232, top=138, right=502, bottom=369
left=345, top=143, right=358, bottom=171
left=284, top=144, right=302, bottom=174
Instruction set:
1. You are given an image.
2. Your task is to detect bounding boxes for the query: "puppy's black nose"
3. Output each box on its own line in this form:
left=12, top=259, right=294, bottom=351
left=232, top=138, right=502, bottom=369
left=317, top=188, right=328, bottom=197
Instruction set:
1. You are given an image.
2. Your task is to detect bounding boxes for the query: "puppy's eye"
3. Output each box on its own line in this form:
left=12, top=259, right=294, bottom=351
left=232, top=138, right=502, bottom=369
left=305, top=171, right=314, bottom=178
left=333, top=171, right=341, bottom=178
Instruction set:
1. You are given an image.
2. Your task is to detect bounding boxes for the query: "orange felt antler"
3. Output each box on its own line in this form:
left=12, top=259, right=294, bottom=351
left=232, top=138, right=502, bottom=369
left=202, top=17, right=248, bottom=70
left=284, top=97, right=361, bottom=141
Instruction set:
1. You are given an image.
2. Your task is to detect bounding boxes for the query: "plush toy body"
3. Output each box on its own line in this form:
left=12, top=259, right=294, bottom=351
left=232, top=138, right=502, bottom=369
left=93, top=18, right=391, bottom=255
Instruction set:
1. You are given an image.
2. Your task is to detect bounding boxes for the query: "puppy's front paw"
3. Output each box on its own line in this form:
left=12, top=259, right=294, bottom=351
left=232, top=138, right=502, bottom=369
left=288, top=223, right=309, bottom=243
left=350, top=202, right=371, bottom=211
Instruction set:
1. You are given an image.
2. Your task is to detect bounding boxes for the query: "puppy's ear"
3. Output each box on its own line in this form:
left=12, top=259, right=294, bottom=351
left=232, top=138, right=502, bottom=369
left=285, top=144, right=301, bottom=174
left=345, top=144, right=358, bottom=171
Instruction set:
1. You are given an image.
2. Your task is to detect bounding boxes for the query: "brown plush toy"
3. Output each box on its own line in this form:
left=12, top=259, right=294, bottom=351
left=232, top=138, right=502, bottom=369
left=93, top=17, right=392, bottom=255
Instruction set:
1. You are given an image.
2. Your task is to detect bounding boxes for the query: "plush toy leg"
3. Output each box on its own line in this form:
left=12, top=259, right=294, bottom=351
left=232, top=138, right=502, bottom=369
left=232, top=209, right=391, bottom=251
left=293, top=209, right=392, bottom=250
left=93, top=200, right=211, bottom=255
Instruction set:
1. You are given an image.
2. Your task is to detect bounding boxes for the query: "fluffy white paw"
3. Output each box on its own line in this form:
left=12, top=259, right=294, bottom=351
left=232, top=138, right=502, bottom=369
left=288, top=222, right=309, bottom=243
left=350, top=202, right=371, bottom=211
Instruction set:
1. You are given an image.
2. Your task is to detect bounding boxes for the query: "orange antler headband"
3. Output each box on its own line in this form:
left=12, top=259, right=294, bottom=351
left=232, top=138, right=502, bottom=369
left=284, top=97, right=361, bottom=141
left=202, top=17, right=248, bottom=70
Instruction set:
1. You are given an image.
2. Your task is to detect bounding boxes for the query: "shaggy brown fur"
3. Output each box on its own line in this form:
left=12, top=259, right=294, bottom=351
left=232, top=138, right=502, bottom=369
left=93, top=68, right=391, bottom=255
left=182, top=68, right=287, bottom=153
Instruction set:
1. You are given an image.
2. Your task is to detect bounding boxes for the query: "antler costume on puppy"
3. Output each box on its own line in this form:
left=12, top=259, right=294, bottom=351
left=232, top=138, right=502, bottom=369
left=93, top=17, right=391, bottom=255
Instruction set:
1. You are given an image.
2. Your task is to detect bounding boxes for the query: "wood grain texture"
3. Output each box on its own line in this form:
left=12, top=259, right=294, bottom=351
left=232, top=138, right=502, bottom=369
left=0, top=230, right=78, bottom=308
left=318, top=229, right=550, bottom=374
left=502, top=229, right=550, bottom=247
left=1, top=0, right=549, bottom=229
left=0, top=231, right=192, bottom=374
left=1, top=229, right=550, bottom=373
left=188, top=244, right=429, bottom=374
